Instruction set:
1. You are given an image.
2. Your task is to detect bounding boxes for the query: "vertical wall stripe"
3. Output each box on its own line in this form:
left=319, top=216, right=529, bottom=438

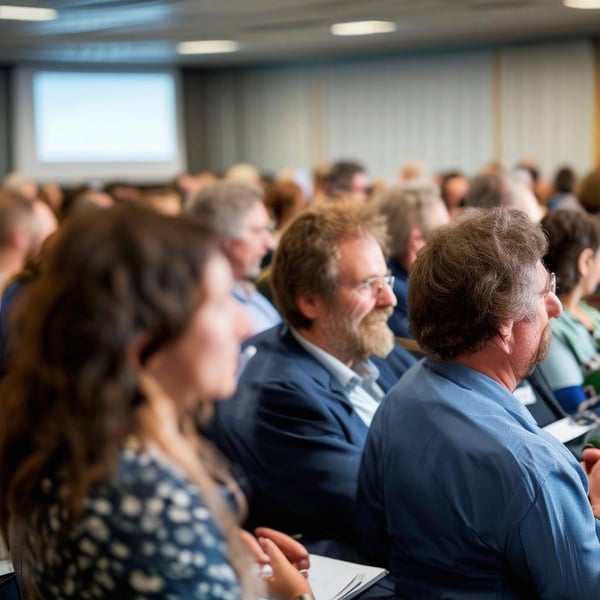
left=594, top=40, right=600, bottom=167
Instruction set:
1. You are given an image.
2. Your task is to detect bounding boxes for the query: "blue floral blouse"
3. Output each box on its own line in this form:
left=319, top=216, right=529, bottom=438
left=35, top=448, right=242, bottom=599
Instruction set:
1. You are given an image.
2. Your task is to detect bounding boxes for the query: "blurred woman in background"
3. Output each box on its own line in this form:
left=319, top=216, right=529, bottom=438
left=0, top=205, right=312, bottom=599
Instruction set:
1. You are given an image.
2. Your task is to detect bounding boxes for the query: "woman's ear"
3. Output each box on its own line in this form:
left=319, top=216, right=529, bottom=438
left=126, top=333, right=151, bottom=369
left=577, top=247, right=595, bottom=279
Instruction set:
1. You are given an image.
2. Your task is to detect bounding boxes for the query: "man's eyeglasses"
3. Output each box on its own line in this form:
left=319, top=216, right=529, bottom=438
left=336, top=274, right=395, bottom=297
left=547, top=272, right=556, bottom=296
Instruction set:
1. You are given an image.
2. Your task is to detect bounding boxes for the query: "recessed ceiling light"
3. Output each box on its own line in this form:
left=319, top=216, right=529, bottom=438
left=563, top=0, right=600, bottom=7
left=0, top=5, right=57, bottom=21
left=330, top=20, right=397, bottom=36
left=176, top=40, right=239, bottom=55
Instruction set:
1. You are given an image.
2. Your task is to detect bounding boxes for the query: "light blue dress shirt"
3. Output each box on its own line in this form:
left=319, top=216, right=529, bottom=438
left=232, top=281, right=281, bottom=336
left=291, top=328, right=384, bottom=426
left=358, top=358, right=600, bottom=599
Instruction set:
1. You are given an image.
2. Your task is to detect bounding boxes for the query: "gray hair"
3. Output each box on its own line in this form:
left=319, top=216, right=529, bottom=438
left=375, top=181, right=446, bottom=265
left=184, top=182, right=264, bottom=240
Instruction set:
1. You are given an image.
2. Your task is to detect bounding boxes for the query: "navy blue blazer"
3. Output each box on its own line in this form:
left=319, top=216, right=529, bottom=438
left=209, top=324, right=415, bottom=549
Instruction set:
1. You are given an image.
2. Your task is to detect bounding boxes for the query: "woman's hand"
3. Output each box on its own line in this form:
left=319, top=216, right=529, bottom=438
left=254, top=527, right=310, bottom=572
left=582, top=447, right=600, bottom=518
left=259, top=536, right=313, bottom=600
left=240, top=527, right=313, bottom=600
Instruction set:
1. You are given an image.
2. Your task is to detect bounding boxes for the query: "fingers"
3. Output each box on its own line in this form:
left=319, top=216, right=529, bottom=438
left=254, top=527, right=310, bottom=570
left=239, top=529, right=269, bottom=564
left=259, top=537, right=313, bottom=600
left=582, top=447, right=600, bottom=474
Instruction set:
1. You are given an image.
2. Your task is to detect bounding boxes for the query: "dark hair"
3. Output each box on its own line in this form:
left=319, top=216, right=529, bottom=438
left=542, top=209, right=600, bottom=294
left=0, top=205, right=222, bottom=581
left=409, top=207, right=547, bottom=360
left=325, top=160, right=366, bottom=196
left=553, top=166, right=576, bottom=195
left=463, top=173, right=506, bottom=209
left=578, top=167, right=600, bottom=213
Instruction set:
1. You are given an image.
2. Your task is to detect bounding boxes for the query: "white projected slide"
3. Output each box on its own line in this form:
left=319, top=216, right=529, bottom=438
left=14, top=67, right=187, bottom=184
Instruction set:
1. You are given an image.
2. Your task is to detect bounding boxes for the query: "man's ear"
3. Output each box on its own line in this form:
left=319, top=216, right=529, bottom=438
left=10, top=227, right=29, bottom=252
left=406, top=228, right=426, bottom=267
left=296, top=294, right=321, bottom=321
left=493, top=321, right=515, bottom=354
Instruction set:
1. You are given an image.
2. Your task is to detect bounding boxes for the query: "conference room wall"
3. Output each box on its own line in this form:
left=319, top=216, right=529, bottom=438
left=186, top=38, right=595, bottom=183
left=0, top=67, right=11, bottom=178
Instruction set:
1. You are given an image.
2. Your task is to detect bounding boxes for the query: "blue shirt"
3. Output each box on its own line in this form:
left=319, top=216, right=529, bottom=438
left=232, top=281, right=281, bottom=336
left=357, top=358, right=600, bottom=599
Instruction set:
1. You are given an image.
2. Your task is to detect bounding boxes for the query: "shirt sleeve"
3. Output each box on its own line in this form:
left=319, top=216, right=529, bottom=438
left=505, top=468, right=600, bottom=598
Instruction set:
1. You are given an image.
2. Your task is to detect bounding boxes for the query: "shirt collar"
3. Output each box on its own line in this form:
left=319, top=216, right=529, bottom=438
left=290, top=327, right=380, bottom=391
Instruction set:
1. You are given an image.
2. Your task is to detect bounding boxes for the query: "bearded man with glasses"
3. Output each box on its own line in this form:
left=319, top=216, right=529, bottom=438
left=209, top=201, right=415, bottom=562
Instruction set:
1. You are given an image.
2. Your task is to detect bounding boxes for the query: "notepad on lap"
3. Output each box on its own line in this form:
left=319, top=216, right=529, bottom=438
left=307, top=554, right=388, bottom=600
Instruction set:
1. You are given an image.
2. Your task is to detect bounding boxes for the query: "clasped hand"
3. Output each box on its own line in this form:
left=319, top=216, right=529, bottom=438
left=240, top=527, right=313, bottom=600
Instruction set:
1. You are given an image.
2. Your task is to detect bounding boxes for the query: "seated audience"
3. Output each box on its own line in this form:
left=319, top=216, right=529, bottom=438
left=60, top=186, right=114, bottom=220
left=210, top=201, right=416, bottom=558
left=539, top=210, right=600, bottom=414
left=141, top=185, right=182, bottom=216
left=357, top=207, right=600, bottom=598
left=0, top=205, right=314, bottom=600
left=325, top=160, right=371, bottom=203
left=185, top=182, right=281, bottom=337
left=225, top=162, right=262, bottom=187
left=375, top=181, right=449, bottom=337
left=578, top=165, right=600, bottom=214
left=439, top=170, right=469, bottom=219
left=547, top=166, right=583, bottom=212
left=0, top=191, right=39, bottom=290
left=465, top=172, right=543, bottom=221
left=1, top=171, right=38, bottom=201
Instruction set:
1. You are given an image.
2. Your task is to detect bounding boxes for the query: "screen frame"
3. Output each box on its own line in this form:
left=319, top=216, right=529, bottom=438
left=13, top=64, right=187, bottom=186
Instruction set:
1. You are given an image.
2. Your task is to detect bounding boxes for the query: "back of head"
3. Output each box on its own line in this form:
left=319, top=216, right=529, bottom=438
left=325, top=160, right=366, bottom=196
left=376, top=181, right=447, bottom=264
left=271, top=200, right=387, bottom=329
left=553, top=166, right=576, bottom=195
left=225, top=162, right=262, bottom=186
left=464, top=173, right=506, bottom=209
left=185, top=181, right=264, bottom=240
left=0, top=204, right=219, bottom=544
left=265, top=180, right=305, bottom=226
left=2, top=171, right=37, bottom=200
left=541, top=209, right=600, bottom=294
left=409, top=207, right=547, bottom=360
left=0, top=190, right=34, bottom=248
left=578, top=167, right=600, bottom=213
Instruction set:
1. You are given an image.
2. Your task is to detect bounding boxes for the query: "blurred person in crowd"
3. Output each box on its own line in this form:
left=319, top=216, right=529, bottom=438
left=142, top=186, right=182, bottom=216
left=185, top=182, right=280, bottom=336
left=547, top=166, right=583, bottom=212
left=578, top=166, right=600, bottom=214
left=325, top=160, right=371, bottom=203
left=0, top=204, right=314, bottom=600
left=376, top=181, right=449, bottom=338
left=439, top=170, right=469, bottom=219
